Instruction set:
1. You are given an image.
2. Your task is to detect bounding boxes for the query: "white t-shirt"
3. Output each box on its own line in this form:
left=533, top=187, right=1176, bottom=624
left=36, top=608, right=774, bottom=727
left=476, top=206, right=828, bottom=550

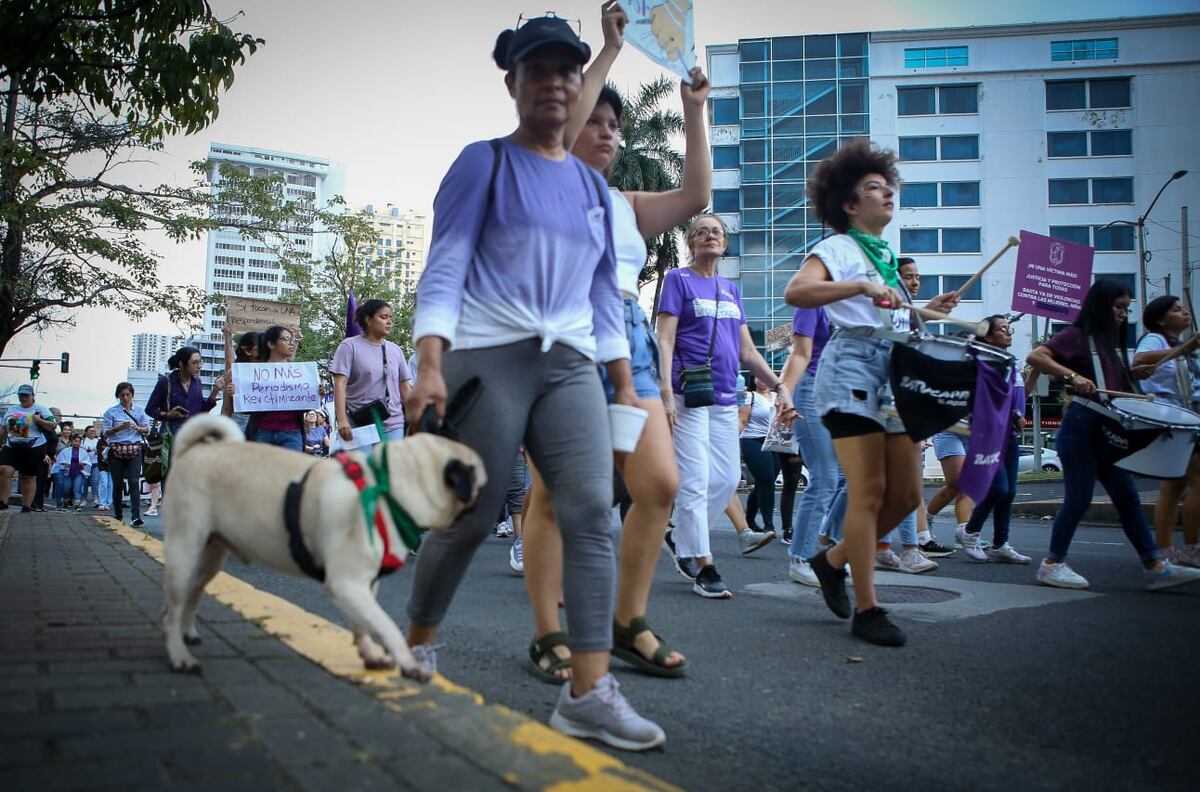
left=1135, top=332, right=1200, bottom=404
left=808, top=234, right=910, bottom=333
left=740, top=392, right=776, bottom=439
left=610, top=189, right=646, bottom=297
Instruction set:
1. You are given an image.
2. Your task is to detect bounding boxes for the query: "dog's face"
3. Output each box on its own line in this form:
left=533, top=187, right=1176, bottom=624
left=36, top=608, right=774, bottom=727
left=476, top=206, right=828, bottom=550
left=378, top=434, right=487, bottom=530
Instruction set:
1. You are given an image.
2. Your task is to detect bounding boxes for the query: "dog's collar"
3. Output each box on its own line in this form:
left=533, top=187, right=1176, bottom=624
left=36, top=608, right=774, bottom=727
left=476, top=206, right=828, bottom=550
left=332, top=451, right=420, bottom=572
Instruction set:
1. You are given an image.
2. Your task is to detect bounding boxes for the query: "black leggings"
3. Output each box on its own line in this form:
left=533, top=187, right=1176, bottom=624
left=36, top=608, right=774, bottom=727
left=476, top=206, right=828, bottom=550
left=108, top=452, right=142, bottom=521
left=741, top=436, right=779, bottom=531
left=776, top=453, right=804, bottom=536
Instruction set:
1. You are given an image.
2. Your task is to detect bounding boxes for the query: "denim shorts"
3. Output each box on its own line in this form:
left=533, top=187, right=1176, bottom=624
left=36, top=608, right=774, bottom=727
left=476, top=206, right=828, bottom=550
left=931, top=430, right=966, bottom=459
left=600, top=297, right=661, bottom=400
left=813, top=330, right=905, bottom=435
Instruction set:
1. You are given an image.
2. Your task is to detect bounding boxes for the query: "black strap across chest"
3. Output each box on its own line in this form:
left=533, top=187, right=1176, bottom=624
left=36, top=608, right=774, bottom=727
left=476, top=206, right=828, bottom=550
left=283, top=464, right=325, bottom=582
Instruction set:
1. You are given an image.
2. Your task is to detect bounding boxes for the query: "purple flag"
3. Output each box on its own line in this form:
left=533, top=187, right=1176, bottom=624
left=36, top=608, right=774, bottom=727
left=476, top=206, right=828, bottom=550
left=959, top=362, right=1013, bottom=502
left=345, top=291, right=360, bottom=339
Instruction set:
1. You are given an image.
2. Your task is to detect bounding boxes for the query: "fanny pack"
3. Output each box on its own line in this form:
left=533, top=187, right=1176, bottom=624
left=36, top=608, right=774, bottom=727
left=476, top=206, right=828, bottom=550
left=679, top=278, right=722, bottom=408
left=109, top=442, right=141, bottom=460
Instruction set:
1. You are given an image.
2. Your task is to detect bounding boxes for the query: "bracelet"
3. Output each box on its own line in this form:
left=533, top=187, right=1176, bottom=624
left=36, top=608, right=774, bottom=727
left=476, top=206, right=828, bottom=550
left=1063, top=372, right=1077, bottom=383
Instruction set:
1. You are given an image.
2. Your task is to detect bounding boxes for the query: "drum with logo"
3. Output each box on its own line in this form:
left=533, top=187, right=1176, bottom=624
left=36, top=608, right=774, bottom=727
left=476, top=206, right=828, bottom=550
left=1106, top=397, right=1200, bottom=479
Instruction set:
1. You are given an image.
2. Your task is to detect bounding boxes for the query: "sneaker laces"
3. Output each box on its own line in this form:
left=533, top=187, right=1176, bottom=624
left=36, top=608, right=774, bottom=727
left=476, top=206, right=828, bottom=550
left=592, top=676, right=637, bottom=722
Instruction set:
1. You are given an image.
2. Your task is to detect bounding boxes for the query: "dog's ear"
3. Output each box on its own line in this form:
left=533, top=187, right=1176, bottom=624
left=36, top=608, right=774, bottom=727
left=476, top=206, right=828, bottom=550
left=443, top=459, right=476, bottom=504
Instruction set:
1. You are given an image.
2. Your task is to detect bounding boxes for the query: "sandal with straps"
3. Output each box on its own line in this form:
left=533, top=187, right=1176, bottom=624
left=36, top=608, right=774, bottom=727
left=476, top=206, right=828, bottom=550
left=527, top=631, right=572, bottom=684
left=611, top=617, right=687, bottom=678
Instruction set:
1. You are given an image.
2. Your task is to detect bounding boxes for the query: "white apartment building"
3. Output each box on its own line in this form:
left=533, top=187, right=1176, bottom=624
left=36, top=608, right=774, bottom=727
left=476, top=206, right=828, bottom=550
left=191, top=143, right=347, bottom=381
left=707, top=13, right=1200, bottom=366
left=359, top=204, right=427, bottom=294
left=129, top=333, right=183, bottom=373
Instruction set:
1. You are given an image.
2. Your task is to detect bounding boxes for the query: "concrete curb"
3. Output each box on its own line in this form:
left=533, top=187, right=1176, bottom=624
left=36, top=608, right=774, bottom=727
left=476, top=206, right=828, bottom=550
left=1012, top=499, right=1159, bottom=525
left=102, top=517, right=678, bottom=792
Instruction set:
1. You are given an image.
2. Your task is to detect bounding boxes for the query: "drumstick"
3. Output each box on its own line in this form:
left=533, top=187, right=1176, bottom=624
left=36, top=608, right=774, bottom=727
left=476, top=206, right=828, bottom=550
left=1147, top=337, right=1198, bottom=373
left=954, top=236, right=1020, bottom=299
left=1093, top=388, right=1156, bottom=400
left=907, top=305, right=990, bottom=336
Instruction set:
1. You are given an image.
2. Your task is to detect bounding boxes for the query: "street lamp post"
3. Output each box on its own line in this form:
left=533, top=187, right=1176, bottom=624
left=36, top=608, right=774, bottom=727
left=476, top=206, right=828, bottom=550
left=1101, top=170, right=1188, bottom=306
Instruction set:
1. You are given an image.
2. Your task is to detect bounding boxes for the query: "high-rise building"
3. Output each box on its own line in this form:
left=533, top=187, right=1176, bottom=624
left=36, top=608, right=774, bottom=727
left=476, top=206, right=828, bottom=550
left=129, top=333, right=183, bottom=373
left=190, top=143, right=347, bottom=381
left=359, top=204, right=427, bottom=294
left=707, top=13, right=1200, bottom=366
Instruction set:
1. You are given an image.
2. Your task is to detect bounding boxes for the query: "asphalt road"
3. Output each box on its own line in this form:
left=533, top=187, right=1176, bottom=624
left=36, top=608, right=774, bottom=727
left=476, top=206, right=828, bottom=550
left=130, top=507, right=1196, bottom=792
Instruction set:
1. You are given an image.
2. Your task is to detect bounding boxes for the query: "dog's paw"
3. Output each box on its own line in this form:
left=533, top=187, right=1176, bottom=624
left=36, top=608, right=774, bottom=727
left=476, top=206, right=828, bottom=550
left=399, top=663, right=432, bottom=683
left=362, top=654, right=395, bottom=671
left=168, top=657, right=202, bottom=675
left=183, top=632, right=202, bottom=646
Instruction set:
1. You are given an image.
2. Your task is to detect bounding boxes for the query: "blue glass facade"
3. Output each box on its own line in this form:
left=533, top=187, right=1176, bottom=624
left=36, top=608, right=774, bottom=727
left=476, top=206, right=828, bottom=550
left=730, top=33, right=870, bottom=364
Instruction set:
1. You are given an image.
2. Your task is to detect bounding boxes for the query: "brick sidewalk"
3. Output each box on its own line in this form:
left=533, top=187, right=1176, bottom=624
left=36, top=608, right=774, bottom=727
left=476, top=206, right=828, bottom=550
left=0, top=512, right=674, bottom=792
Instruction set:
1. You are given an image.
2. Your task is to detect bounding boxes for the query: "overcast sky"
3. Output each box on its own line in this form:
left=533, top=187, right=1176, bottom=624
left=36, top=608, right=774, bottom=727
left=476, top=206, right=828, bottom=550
left=13, top=0, right=1199, bottom=415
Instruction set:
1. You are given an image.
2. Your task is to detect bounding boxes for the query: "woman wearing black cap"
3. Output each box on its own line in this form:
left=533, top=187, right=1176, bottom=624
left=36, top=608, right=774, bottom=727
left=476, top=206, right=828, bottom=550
left=404, top=15, right=664, bottom=751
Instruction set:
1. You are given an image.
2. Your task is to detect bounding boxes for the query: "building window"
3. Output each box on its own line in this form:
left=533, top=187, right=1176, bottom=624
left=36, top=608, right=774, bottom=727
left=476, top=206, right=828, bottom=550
left=900, top=228, right=939, bottom=253
left=1048, top=179, right=1090, bottom=205
left=1092, top=177, right=1134, bottom=204
left=899, top=136, right=937, bottom=161
left=940, top=135, right=979, bottom=160
left=1046, top=77, right=1130, bottom=110
left=712, top=189, right=739, bottom=213
left=1048, top=226, right=1092, bottom=246
left=1047, top=129, right=1132, bottom=158
left=1051, top=38, right=1118, bottom=61
left=899, top=135, right=979, bottom=161
left=898, top=84, right=977, bottom=115
left=1046, top=132, right=1088, bottom=158
left=900, top=228, right=981, bottom=254
left=1094, top=273, right=1138, bottom=300
left=904, top=46, right=968, bottom=69
left=941, top=182, right=981, bottom=207
left=941, top=228, right=982, bottom=253
left=711, top=98, right=739, bottom=125
left=1050, top=178, right=1133, bottom=206
left=900, top=183, right=937, bottom=208
left=899, top=181, right=980, bottom=208
left=941, top=275, right=983, bottom=301
left=1092, top=225, right=1135, bottom=251
left=739, top=40, right=768, bottom=62
left=713, top=146, right=739, bottom=170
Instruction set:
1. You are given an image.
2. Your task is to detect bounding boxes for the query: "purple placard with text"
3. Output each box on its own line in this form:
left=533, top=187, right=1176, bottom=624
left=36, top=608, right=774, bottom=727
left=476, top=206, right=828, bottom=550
left=1010, top=230, right=1094, bottom=322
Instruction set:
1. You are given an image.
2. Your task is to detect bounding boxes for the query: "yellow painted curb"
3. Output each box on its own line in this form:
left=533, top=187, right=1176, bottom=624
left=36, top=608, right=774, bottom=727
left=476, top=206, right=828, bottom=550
left=101, top=517, right=679, bottom=792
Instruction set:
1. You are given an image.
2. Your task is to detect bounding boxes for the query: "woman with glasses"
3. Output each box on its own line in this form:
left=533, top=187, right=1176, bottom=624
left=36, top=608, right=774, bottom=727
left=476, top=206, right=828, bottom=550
left=959, top=315, right=1033, bottom=564
left=332, top=299, right=412, bottom=451
left=240, top=325, right=308, bottom=452
left=658, top=214, right=792, bottom=599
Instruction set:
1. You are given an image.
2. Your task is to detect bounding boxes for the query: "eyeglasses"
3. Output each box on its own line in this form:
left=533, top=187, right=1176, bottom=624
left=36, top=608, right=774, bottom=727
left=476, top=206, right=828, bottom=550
left=277, top=336, right=296, bottom=346
left=689, top=227, right=726, bottom=240
left=516, top=12, right=582, bottom=36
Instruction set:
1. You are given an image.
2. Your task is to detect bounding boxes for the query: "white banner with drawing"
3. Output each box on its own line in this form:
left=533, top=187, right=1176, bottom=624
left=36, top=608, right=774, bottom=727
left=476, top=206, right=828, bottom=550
left=624, top=0, right=696, bottom=83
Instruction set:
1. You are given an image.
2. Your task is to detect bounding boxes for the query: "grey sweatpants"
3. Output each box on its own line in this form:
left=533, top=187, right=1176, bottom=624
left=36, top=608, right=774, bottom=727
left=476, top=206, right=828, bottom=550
left=407, top=340, right=616, bottom=652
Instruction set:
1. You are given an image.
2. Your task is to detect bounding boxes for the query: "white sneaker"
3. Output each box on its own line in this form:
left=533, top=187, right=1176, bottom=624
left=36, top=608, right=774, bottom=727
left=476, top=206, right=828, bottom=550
left=955, top=523, right=991, bottom=550
left=738, top=529, right=775, bottom=555
left=898, top=547, right=938, bottom=574
left=788, top=557, right=819, bottom=587
left=1171, top=544, right=1200, bottom=569
left=961, top=531, right=989, bottom=562
left=875, top=549, right=902, bottom=571
left=987, top=543, right=1031, bottom=564
left=1037, top=559, right=1089, bottom=589
left=549, top=674, right=666, bottom=752
left=1144, top=560, right=1200, bottom=591
left=411, top=643, right=438, bottom=676
left=508, top=536, right=524, bottom=575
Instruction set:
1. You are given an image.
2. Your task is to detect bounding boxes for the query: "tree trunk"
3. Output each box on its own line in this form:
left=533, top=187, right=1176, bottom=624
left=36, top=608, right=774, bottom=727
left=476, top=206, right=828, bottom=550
left=0, top=86, right=23, bottom=359
left=650, top=258, right=668, bottom=323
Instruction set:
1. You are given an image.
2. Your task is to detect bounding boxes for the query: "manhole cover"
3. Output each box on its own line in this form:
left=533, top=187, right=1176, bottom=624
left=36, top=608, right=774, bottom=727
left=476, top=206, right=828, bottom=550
left=871, top=585, right=960, bottom=604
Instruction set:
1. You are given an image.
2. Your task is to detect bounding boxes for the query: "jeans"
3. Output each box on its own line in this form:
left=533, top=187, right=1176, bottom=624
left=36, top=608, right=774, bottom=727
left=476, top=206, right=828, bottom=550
left=255, top=428, right=304, bottom=452
left=54, top=471, right=85, bottom=504
left=1048, top=402, right=1158, bottom=564
left=97, top=469, right=112, bottom=506
left=965, top=431, right=1019, bottom=547
left=820, top=477, right=848, bottom=544
left=741, top=436, right=778, bottom=531
left=83, top=466, right=103, bottom=503
left=883, top=510, right=918, bottom=547
left=791, top=377, right=842, bottom=560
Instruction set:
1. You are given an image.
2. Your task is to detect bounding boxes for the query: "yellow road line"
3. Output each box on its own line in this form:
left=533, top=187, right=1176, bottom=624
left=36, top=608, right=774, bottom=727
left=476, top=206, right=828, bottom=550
left=102, top=518, right=678, bottom=792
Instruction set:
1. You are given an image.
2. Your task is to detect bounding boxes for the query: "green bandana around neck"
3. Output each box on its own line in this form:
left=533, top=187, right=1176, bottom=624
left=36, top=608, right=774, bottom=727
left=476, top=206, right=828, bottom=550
left=847, top=227, right=900, bottom=290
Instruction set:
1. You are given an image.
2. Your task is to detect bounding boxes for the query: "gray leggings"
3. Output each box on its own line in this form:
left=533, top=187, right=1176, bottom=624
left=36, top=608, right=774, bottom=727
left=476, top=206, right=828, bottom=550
left=407, top=340, right=616, bottom=652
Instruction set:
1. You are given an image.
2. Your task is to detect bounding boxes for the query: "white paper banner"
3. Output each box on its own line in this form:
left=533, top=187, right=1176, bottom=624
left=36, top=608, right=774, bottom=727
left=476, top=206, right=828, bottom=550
left=624, top=0, right=696, bottom=83
left=232, top=361, right=321, bottom=413
left=328, top=424, right=380, bottom=453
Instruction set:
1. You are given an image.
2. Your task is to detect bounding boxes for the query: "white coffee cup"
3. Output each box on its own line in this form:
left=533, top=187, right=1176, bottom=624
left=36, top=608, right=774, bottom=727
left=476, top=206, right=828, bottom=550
left=608, top=404, right=649, bottom=453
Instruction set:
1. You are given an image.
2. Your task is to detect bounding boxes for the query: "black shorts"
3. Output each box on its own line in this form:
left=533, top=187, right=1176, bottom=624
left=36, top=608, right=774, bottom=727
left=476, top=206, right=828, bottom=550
left=822, top=410, right=886, bottom=439
left=0, top=443, right=46, bottom=477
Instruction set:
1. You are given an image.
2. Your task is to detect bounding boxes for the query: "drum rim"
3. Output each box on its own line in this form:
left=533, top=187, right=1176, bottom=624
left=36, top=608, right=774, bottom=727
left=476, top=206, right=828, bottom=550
left=1109, top=397, right=1200, bottom=428
left=909, top=332, right=1015, bottom=365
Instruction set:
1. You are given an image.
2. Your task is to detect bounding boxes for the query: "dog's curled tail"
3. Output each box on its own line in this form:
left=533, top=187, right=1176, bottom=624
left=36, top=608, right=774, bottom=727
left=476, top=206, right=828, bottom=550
left=171, top=414, right=244, bottom=460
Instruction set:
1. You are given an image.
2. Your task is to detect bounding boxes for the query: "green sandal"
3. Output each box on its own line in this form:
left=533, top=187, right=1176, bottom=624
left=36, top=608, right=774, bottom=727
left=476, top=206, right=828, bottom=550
left=611, top=617, right=687, bottom=678
left=527, top=632, right=572, bottom=684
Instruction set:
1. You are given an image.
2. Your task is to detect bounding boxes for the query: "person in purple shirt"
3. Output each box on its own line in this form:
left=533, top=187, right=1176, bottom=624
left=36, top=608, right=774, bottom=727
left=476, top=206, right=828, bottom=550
left=145, top=346, right=223, bottom=437
left=331, top=299, right=412, bottom=447
left=403, top=16, right=662, bottom=751
left=657, top=214, right=792, bottom=599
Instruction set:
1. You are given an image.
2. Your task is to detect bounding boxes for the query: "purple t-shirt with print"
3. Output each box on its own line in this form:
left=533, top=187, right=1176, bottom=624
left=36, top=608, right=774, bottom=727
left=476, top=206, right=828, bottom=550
left=792, top=307, right=831, bottom=377
left=658, top=268, right=746, bottom=406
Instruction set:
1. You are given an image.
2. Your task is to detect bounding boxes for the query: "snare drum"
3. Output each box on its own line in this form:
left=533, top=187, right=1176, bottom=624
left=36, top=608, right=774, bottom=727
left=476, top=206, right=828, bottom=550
left=905, top=333, right=1015, bottom=368
left=1107, top=397, right=1200, bottom=478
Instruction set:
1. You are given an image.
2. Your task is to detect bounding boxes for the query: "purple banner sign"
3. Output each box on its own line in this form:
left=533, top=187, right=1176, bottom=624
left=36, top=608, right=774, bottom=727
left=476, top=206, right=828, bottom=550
left=1010, top=230, right=1094, bottom=322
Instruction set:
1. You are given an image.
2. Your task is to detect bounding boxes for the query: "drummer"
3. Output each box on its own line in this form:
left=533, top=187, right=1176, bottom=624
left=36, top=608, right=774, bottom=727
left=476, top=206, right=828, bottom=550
left=784, top=139, right=961, bottom=646
left=1132, top=295, right=1200, bottom=568
left=1026, top=279, right=1200, bottom=590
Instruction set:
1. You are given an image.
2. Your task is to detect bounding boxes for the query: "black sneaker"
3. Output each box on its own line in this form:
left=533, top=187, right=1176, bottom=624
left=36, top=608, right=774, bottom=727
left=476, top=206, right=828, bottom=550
left=918, top=538, right=956, bottom=558
left=674, top=555, right=700, bottom=581
left=132, top=518, right=144, bottom=527
left=663, top=527, right=677, bottom=556
left=781, top=528, right=792, bottom=546
left=809, top=549, right=851, bottom=619
left=692, top=565, right=732, bottom=599
left=851, top=607, right=906, bottom=647
left=20, top=506, right=31, bottom=513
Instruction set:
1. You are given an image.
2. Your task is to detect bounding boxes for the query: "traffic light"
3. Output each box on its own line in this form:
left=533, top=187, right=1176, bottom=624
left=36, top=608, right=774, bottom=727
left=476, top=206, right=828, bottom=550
left=60, top=352, right=69, bottom=374
left=30, top=360, right=40, bottom=380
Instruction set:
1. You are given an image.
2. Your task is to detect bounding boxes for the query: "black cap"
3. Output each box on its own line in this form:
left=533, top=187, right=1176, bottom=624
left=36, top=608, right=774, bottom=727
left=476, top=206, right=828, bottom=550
left=499, top=17, right=591, bottom=70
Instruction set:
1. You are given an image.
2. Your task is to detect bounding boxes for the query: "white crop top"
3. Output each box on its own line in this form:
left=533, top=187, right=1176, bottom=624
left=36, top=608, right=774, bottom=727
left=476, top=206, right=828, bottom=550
left=610, top=189, right=647, bottom=297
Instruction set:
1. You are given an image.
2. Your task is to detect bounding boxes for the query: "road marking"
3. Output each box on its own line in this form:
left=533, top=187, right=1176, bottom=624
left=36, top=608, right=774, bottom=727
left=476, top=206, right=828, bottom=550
left=103, top=518, right=678, bottom=792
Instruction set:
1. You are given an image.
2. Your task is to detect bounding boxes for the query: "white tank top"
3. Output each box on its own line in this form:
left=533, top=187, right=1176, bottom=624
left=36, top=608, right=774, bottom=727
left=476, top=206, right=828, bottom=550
left=610, top=189, right=646, bottom=297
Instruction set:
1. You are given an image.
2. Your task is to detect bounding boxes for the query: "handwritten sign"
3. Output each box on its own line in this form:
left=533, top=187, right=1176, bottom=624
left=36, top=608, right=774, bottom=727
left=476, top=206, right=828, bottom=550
left=1010, top=230, right=1094, bottom=322
left=765, top=323, right=793, bottom=352
left=624, top=0, right=697, bottom=83
left=231, top=361, right=320, bottom=413
left=225, top=297, right=301, bottom=333
left=328, top=424, right=379, bottom=453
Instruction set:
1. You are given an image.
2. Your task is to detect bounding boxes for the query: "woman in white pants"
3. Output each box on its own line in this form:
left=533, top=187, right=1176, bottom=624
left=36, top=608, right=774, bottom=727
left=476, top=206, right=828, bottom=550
left=657, top=214, right=792, bottom=599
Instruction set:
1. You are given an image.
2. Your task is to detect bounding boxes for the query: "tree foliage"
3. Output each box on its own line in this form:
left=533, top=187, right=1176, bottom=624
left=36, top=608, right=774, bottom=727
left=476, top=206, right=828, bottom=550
left=0, top=0, right=263, bottom=356
left=604, top=76, right=687, bottom=318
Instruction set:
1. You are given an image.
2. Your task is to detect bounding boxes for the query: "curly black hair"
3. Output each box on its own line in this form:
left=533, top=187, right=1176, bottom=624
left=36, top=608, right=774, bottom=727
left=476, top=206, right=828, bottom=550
left=807, top=139, right=899, bottom=234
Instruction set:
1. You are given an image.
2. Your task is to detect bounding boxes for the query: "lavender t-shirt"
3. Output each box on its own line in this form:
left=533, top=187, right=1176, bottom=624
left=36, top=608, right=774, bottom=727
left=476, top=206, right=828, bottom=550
left=330, top=336, right=412, bottom=435
left=658, top=268, right=746, bottom=406
left=791, top=307, right=831, bottom=377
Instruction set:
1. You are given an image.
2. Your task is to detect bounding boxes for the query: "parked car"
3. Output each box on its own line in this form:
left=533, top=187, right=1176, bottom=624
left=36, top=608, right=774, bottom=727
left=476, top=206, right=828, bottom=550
left=1018, top=445, right=1061, bottom=474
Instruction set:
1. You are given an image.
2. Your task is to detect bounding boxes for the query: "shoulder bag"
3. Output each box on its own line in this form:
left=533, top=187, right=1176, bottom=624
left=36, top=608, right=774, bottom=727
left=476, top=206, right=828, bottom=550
left=349, top=342, right=392, bottom=428
left=678, top=278, right=721, bottom=408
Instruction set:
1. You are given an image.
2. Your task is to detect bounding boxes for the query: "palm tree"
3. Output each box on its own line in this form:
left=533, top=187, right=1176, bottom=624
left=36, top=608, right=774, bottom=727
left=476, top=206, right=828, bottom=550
left=605, top=77, right=688, bottom=319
